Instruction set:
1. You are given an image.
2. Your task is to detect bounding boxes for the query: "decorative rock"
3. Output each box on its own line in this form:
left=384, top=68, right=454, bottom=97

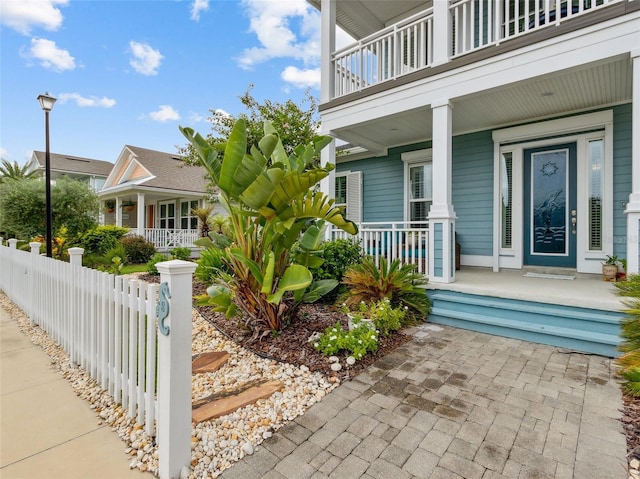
left=330, top=363, right=342, bottom=371
left=241, top=442, right=254, bottom=455
left=329, top=356, right=339, bottom=363
left=0, top=295, right=339, bottom=479
left=346, top=356, right=356, bottom=365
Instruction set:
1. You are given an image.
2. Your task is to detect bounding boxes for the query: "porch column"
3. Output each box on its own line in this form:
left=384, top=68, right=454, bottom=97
left=137, top=192, right=145, bottom=237
left=320, top=0, right=336, bottom=102
left=429, top=99, right=456, bottom=283
left=115, top=197, right=122, bottom=227
left=320, top=139, right=336, bottom=241
left=626, top=49, right=640, bottom=275
left=432, top=0, right=451, bottom=67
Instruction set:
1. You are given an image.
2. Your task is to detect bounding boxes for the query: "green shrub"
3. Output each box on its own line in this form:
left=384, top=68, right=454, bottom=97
left=342, top=298, right=405, bottom=336
left=615, top=274, right=640, bottom=396
left=76, top=225, right=129, bottom=256
left=146, top=252, right=168, bottom=275
left=342, top=257, right=431, bottom=322
left=195, top=248, right=229, bottom=284
left=170, top=247, right=191, bottom=261
left=118, top=235, right=156, bottom=264
left=309, top=239, right=362, bottom=281
left=313, top=322, right=378, bottom=360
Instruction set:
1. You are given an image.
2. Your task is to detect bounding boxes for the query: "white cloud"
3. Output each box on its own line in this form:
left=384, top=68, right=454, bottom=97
left=58, top=93, right=116, bottom=108
left=129, top=41, right=163, bottom=76
left=149, top=105, right=180, bottom=122
left=281, top=66, right=320, bottom=89
left=188, top=112, right=206, bottom=123
left=0, top=147, right=8, bottom=159
left=190, top=0, right=209, bottom=21
left=237, top=0, right=320, bottom=71
left=0, top=0, right=68, bottom=35
left=21, top=38, right=75, bottom=71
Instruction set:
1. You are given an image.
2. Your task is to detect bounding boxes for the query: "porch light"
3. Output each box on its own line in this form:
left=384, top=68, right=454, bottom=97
left=37, top=91, right=57, bottom=257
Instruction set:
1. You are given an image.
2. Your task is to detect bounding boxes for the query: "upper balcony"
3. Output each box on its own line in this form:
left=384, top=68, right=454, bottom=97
left=316, top=0, right=634, bottom=103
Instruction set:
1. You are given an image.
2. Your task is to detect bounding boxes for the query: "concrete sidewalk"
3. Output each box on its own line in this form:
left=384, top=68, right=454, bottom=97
left=0, top=304, right=151, bottom=479
left=221, top=324, right=628, bottom=479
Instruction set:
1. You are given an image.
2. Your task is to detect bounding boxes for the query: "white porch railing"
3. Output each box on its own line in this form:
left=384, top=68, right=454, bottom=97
left=331, top=222, right=429, bottom=274
left=143, top=228, right=199, bottom=250
left=331, top=0, right=621, bottom=98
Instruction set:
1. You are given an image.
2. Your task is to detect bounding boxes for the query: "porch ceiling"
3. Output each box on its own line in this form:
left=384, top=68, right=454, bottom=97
left=331, top=56, right=632, bottom=156
left=307, top=0, right=429, bottom=40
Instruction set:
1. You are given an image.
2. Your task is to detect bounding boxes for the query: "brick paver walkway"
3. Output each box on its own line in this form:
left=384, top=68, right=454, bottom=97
left=221, top=324, right=627, bottom=479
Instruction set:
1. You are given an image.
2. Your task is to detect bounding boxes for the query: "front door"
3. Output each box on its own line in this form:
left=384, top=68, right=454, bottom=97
left=523, top=143, right=577, bottom=268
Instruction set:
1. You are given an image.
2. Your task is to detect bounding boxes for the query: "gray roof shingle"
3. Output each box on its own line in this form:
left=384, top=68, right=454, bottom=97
left=32, top=151, right=113, bottom=176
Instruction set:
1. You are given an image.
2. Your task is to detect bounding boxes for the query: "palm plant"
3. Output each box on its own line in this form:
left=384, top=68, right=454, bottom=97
left=342, top=257, right=431, bottom=320
left=180, top=119, right=357, bottom=337
left=192, top=205, right=214, bottom=238
left=0, top=159, right=38, bottom=182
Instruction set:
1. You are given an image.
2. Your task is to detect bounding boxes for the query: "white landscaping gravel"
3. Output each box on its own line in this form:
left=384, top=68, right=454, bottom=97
left=0, top=293, right=338, bottom=478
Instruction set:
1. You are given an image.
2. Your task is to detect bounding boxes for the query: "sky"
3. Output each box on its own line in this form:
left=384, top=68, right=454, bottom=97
left=0, top=0, right=345, bottom=166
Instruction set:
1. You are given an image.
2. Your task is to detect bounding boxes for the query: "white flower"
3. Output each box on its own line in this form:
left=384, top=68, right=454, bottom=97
left=314, top=342, right=319, bottom=348
left=330, top=335, right=337, bottom=341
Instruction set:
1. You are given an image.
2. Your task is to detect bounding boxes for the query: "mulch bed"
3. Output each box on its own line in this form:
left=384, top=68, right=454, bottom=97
left=623, top=394, right=640, bottom=462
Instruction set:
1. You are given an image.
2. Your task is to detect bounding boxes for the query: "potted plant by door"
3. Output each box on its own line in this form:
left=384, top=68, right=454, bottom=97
left=602, top=255, right=619, bottom=282
left=104, top=200, right=115, bottom=213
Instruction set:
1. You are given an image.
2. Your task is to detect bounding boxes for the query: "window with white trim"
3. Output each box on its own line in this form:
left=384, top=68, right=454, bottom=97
left=335, top=171, right=362, bottom=223
left=402, top=149, right=433, bottom=224
left=180, top=200, right=199, bottom=230
left=588, top=139, right=603, bottom=251
left=500, top=152, right=513, bottom=249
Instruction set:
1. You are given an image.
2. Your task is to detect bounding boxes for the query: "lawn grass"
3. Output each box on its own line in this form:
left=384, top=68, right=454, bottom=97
left=120, top=263, right=148, bottom=274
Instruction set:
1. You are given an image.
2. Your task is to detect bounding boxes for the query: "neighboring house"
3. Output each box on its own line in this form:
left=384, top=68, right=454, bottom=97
left=26, top=151, right=113, bottom=192
left=309, top=0, right=639, bottom=282
left=99, top=145, right=221, bottom=250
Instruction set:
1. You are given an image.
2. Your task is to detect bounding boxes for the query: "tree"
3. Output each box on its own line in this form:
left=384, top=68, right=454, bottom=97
left=178, top=85, right=321, bottom=166
left=181, top=119, right=357, bottom=338
left=0, top=177, right=99, bottom=241
left=0, top=159, right=38, bottom=183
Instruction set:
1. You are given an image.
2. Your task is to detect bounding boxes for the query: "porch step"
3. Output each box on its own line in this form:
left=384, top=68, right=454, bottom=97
left=427, top=290, right=622, bottom=357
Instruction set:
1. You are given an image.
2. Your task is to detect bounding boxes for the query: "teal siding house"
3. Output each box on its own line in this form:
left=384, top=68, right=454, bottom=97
left=308, top=0, right=640, bottom=356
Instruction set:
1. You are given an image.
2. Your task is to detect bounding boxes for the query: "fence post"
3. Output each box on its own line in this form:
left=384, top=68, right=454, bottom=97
left=8, top=239, right=17, bottom=249
left=155, top=259, right=197, bottom=479
left=29, top=242, right=41, bottom=325
left=68, top=247, right=84, bottom=267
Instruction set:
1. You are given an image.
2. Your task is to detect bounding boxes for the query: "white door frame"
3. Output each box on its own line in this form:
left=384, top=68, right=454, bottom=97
left=492, top=110, right=613, bottom=273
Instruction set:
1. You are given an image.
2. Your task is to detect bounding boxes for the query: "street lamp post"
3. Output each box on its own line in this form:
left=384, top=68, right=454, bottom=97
left=37, top=92, right=57, bottom=258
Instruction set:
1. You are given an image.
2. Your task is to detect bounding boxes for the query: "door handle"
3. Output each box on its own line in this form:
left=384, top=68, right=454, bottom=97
left=571, top=210, right=577, bottom=234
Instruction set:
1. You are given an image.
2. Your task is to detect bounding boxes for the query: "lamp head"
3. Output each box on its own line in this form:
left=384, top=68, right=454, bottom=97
left=37, top=92, right=57, bottom=112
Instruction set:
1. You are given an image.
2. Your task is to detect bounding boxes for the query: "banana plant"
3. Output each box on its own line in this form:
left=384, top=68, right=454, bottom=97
left=181, top=119, right=357, bottom=336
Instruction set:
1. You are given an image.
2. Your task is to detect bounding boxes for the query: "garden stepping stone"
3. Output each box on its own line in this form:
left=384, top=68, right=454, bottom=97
left=192, top=351, right=230, bottom=374
left=192, top=379, right=283, bottom=424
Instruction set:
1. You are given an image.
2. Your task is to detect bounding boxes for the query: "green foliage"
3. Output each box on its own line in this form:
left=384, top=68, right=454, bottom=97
left=342, top=257, right=431, bottom=321
left=195, top=247, right=230, bottom=284
left=0, top=159, right=38, bottom=182
left=180, top=119, right=357, bottom=335
left=0, top=177, right=99, bottom=241
left=343, top=298, right=405, bottom=336
left=118, top=235, right=156, bottom=264
left=179, top=85, right=321, bottom=166
left=313, top=322, right=379, bottom=360
left=146, top=253, right=168, bottom=275
left=308, top=239, right=362, bottom=281
left=615, top=274, right=640, bottom=396
left=75, top=225, right=129, bottom=256
left=170, top=247, right=191, bottom=261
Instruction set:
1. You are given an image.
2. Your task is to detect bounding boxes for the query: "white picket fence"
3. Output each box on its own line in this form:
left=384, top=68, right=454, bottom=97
left=0, top=239, right=196, bottom=479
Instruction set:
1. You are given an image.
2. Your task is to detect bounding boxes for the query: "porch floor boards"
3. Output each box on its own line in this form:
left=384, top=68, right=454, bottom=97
left=426, top=267, right=622, bottom=312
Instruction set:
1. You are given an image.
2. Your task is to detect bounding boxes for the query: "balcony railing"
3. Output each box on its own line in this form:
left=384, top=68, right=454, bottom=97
left=331, top=0, right=620, bottom=98
left=331, top=222, right=429, bottom=274
left=143, top=228, right=199, bottom=250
